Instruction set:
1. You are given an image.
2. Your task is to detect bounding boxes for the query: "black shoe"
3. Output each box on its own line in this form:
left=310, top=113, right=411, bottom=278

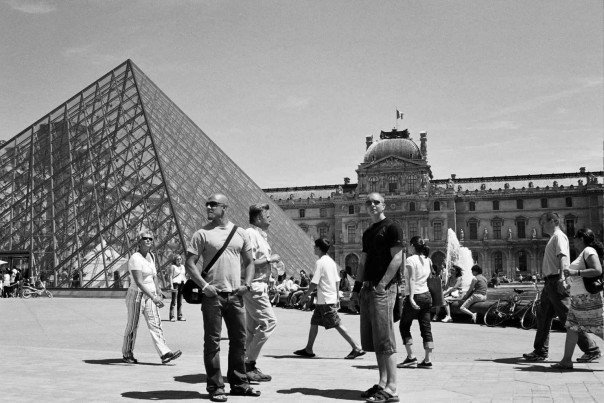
left=417, top=360, right=433, bottom=368
left=577, top=352, right=601, bottom=363
left=177, top=316, right=186, bottom=321
left=523, top=351, right=547, bottom=361
left=122, top=356, right=138, bottom=364
left=397, top=356, right=417, bottom=368
left=161, top=350, right=182, bottom=364
left=293, top=348, right=315, bottom=358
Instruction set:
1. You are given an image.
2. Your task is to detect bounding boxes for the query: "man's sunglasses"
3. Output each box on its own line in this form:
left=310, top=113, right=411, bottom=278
left=205, top=201, right=226, bottom=208
left=365, top=200, right=382, bottom=206
left=141, top=237, right=153, bottom=241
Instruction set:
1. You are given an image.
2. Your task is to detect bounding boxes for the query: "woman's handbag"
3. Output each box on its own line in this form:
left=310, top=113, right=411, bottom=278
left=182, top=225, right=238, bottom=304
left=583, top=254, right=604, bottom=294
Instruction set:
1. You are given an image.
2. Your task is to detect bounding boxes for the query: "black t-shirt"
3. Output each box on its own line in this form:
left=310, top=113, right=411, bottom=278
left=362, top=217, right=404, bottom=285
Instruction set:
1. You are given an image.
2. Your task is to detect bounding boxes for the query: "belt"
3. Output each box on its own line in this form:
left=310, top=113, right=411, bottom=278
left=217, top=291, right=238, bottom=298
left=544, top=274, right=560, bottom=280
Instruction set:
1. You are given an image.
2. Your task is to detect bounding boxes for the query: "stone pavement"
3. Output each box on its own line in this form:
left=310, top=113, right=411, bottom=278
left=1, top=298, right=604, bottom=402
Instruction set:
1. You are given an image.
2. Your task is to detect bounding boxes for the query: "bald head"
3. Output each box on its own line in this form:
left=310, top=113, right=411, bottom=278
left=207, top=193, right=229, bottom=206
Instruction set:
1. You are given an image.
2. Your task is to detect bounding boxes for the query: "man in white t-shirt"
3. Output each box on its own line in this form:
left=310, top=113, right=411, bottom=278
left=243, top=203, right=280, bottom=383
left=293, top=238, right=365, bottom=359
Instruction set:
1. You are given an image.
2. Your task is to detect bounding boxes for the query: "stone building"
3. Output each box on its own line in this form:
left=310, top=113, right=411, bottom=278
left=264, top=129, right=604, bottom=280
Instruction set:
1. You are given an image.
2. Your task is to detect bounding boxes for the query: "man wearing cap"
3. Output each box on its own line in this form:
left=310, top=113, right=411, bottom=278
left=243, top=203, right=280, bottom=382
left=186, top=193, right=260, bottom=401
left=351, top=192, right=404, bottom=402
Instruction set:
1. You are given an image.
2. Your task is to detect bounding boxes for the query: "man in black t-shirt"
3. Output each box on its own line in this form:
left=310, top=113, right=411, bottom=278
left=351, top=193, right=404, bottom=402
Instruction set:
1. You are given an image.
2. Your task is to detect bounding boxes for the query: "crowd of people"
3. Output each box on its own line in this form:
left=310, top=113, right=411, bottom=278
left=118, top=193, right=602, bottom=403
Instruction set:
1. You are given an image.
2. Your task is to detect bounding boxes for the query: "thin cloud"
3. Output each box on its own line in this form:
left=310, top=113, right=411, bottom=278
left=6, top=0, right=56, bottom=14
left=466, top=120, right=520, bottom=131
left=278, top=96, right=311, bottom=111
left=61, top=45, right=123, bottom=67
left=483, top=78, right=603, bottom=120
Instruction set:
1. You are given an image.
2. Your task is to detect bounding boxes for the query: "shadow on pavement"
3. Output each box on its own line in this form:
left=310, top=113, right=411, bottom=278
left=516, top=365, right=603, bottom=373
left=277, top=387, right=362, bottom=400
left=352, top=364, right=379, bottom=370
left=121, top=390, right=204, bottom=400
left=83, top=358, right=163, bottom=366
left=475, top=357, right=523, bottom=365
left=174, top=373, right=207, bottom=384
left=264, top=354, right=330, bottom=360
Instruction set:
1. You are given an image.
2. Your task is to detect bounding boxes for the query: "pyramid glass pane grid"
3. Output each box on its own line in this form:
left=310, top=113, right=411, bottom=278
left=0, top=60, right=316, bottom=287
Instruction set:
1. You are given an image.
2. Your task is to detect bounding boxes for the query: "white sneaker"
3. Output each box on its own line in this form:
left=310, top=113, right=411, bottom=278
left=471, top=313, right=477, bottom=323
left=442, top=316, right=452, bottom=323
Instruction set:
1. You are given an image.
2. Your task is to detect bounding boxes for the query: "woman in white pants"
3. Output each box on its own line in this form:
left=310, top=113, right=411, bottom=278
left=122, top=230, right=181, bottom=364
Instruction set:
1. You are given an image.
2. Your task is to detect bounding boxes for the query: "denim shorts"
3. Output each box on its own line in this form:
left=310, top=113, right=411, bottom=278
left=311, top=304, right=341, bottom=329
left=360, top=286, right=397, bottom=355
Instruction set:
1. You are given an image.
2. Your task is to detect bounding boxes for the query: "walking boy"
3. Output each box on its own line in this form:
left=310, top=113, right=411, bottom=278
left=293, top=238, right=365, bottom=359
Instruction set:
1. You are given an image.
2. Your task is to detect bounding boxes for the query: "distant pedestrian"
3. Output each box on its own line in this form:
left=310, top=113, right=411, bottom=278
left=294, top=238, right=365, bottom=360
left=398, top=236, right=434, bottom=368
left=122, top=230, right=182, bottom=365
left=168, top=255, right=187, bottom=322
left=523, top=212, right=600, bottom=362
left=553, top=228, right=604, bottom=369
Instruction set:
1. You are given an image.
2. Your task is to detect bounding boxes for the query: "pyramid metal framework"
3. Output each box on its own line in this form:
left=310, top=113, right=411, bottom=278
left=0, top=60, right=316, bottom=288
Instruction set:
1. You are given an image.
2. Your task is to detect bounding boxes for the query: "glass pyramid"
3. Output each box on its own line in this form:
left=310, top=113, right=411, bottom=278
left=0, top=60, right=316, bottom=288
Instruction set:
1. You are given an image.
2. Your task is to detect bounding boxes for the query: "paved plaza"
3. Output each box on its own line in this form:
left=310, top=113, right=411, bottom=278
left=2, top=297, right=604, bottom=402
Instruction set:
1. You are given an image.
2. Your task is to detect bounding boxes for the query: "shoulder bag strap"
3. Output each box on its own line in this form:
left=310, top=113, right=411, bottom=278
left=201, top=225, right=239, bottom=277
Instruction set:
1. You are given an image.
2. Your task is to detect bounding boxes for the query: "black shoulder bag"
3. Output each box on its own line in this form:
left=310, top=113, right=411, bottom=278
left=582, top=253, right=604, bottom=294
left=183, top=225, right=239, bottom=304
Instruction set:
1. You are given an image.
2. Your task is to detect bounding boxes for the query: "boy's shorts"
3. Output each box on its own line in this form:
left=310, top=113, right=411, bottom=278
left=311, top=304, right=341, bottom=329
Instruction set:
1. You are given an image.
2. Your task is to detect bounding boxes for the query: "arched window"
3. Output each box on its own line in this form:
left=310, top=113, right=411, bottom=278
left=540, top=198, right=548, bottom=208
left=388, top=175, right=398, bottom=194
left=369, top=177, right=379, bottom=192
left=433, top=201, right=440, bottom=211
left=493, top=200, right=499, bottom=210
left=407, top=175, right=417, bottom=192
left=517, top=250, right=528, bottom=272
left=409, top=202, right=416, bottom=212
left=469, top=201, right=475, bottom=211
left=433, top=222, right=443, bottom=241
left=565, top=197, right=573, bottom=207
left=348, top=205, right=355, bottom=214
left=492, top=251, right=503, bottom=273
left=345, top=254, right=360, bottom=277
left=299, top=209, right=306, bottom=218
left=347, top=224, right=356, bottom=243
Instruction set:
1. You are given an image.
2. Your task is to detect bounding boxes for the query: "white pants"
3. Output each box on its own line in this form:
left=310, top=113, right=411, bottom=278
left=122, top=288, right=171, bottom=358
left=243, top=282, right=277, bottom=363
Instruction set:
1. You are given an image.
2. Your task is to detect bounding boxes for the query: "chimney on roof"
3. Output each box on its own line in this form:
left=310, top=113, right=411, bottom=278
left=451, top=174, right=456, bottom=180
left=344, top=177, right=350, bottom=185
left=580, top=167, right=586, bottom=173
left=420, top=131, right=427, bottom=159
left=365, top=135, right=373, bottom=150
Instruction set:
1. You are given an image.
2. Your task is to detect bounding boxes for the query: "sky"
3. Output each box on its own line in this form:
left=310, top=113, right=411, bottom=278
left=1, top=0, right=602, bottom=188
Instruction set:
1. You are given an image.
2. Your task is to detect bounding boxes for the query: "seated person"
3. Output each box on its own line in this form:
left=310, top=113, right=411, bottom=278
left=458, top=265, right=488, bottom=323
left=441, top=265, right=464, bottom=323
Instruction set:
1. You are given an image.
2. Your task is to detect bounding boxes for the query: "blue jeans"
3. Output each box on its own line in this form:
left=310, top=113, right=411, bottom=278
left=201, top=292, right=249, bottom=393
left=533, top=276, right=599, bottom=356
left=399, top=292, right=434, bottom=349
left=360, top=285, right=397, bottom=355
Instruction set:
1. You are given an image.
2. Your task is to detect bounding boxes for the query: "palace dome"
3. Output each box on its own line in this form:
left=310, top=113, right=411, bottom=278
left=363, top=136, right=422, bottom=163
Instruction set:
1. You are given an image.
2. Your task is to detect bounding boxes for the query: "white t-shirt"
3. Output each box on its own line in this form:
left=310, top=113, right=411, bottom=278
left=246, top=225, right=272, bottom=284
left=311, top=255, right=340, bottom=305
left=128, top=252, right=157, bottom=294
left=568, top=247, right=598, bottom=296
left=404, top=254, right=431, bottom=295
left=542, top=228, right=569, bottom=276
left=171, top=264, right=186, bottom=284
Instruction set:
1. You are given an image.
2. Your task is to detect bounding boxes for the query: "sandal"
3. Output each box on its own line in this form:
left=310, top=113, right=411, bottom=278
left=361, top=384, right=383, bottom=398
left=210, top=390, right=228, bottom=402
left=293, top=348, right=316, bottom=358
left=366, top=389, right=400, bottom=403
left=230, top=386, right=261, bottom=397
left=550, top=362, right=574, bottom=370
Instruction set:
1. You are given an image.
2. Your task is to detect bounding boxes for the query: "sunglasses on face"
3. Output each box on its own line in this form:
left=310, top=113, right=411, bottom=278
left=365, top=200, right=382, bottom=206
left=141, top=237, right=153, bottom=241
left=205, top=201, right=225, bottom=208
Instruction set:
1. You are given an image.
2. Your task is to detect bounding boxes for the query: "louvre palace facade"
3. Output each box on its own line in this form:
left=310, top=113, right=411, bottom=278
left=264, top=129, right=604, bottom=280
